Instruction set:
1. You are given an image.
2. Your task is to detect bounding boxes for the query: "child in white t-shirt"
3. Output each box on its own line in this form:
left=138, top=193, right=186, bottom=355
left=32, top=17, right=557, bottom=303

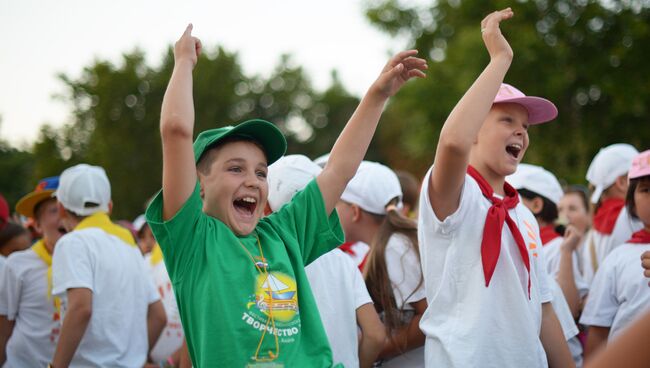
left=580, top=149, right=650, bottom=359
left=336, top=161, right=426, bottom=367
left=417, top=8, right=573, bottom=367
left=266, top=155, right=385, bottom=368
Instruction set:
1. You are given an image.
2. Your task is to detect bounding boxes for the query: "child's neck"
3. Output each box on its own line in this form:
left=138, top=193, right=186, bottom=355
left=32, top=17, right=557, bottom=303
left=470, top=162, right=506, bottom=196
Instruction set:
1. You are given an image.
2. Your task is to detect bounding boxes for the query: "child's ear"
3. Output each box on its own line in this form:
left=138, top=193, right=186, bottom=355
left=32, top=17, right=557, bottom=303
left=615, top=174, right=629, bottom=193
left=351, top=204, right=362, bottom=222
left=531, top=197, right=544, bottom=215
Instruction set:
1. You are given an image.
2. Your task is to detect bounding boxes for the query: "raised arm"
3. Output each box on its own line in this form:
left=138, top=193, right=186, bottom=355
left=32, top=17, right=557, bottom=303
left=429, top=8, right=513, bottom=220
left=161, top=24, right=203, bottom=220
left=317, top=51, right=427, bottom=214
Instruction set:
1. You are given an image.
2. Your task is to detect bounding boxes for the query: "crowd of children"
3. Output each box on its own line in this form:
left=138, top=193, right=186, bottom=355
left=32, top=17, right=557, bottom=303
left=0, top=8, right=649, bottom=368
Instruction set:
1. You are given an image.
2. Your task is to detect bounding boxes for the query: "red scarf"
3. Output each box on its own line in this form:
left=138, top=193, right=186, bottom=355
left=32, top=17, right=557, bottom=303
left=627, top=229, right=650, bottom=244
left=467, top=165, right=531, bottom=297
left=593, top=198, right=625, bottom=235
left=338, top=242, right=356, bottom=256
left=540, top=225, right=561, bottom=245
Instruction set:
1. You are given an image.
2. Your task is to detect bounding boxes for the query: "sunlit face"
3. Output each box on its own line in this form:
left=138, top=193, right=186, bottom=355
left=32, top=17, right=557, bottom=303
left=34, top=198, right=65, bottom=249
left=475, top=103, right=530, bottom=177
left=558, top=192, right=590, bottom=232
left=634, top=179, right=650, bottom=231
left=199, top=141, right=269, bottom=236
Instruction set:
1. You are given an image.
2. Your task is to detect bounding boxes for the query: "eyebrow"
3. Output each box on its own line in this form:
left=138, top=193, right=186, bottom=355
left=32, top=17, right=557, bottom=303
left=224, top=158, right=268, bottom=169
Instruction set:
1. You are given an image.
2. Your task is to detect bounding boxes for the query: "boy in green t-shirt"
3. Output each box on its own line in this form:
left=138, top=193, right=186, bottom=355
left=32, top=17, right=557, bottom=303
left=145, top=24, right=427, bottom=367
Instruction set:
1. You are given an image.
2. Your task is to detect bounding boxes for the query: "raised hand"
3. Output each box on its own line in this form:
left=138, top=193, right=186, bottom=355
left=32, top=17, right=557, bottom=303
left=642, top=251, right=650, bottom=285
left=480, top=8, right=514, bottom=62
left=370, top=50, right=427, bottom=99
left=174, top=24, right=202, bottom=68
left=561, top=225, right=583, bottom=252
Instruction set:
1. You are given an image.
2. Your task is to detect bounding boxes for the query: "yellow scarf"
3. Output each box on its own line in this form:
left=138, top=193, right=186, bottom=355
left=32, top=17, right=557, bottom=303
left=32, top=239, right=61, bottom=312
left=149, top=243, right=164, bottom=266
left=74, top=212, right=137, bottom=247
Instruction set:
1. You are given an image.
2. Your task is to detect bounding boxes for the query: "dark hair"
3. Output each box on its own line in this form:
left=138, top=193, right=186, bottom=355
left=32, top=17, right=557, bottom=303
left=563, top=185, right=590, bottom=212
left=396, top=170, right=420, bottom=213
left=363, top=197, right=422, bottom=351
left=0, top=222, right=28, bottom=249
left=626, top=176, right=650, bottom=219
left=196, top=135, right=267, bottom=175
left=518, top=188, right=558, bottom=224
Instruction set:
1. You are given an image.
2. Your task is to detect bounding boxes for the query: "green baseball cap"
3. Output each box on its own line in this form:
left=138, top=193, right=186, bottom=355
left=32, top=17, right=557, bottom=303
left=193, top=119, right=287, bottom=165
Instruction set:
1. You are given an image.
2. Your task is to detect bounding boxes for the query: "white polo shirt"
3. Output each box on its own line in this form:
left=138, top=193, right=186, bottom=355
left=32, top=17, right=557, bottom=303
left=580, top=242, right=650, bottom=340
left=543, top=236, right=589, bottom=297
left=52, top=228, right=160, bottom=367
left=418, top=170, right=553, bottom=368
left=0, top=248, right=60, bottom=367
left=306, top=248, right=372, bottom=368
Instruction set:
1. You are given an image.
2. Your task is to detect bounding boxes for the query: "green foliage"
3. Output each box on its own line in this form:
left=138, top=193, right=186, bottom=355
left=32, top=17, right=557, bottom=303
left=366, top=0, right=650, bottom=183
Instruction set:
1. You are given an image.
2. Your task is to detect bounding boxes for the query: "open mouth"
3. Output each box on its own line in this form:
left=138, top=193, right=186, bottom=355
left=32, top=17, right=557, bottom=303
left=505, top=143, right=522, bottom=159
left=233, top=196, right=257, bottom=217
left=58, top=226, right=67, bottom=235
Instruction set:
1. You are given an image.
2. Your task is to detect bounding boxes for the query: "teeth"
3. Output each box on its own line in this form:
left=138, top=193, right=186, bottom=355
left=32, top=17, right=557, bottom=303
left=509, top=144, right=522, bottom=149
left=241, top=197, right=256, bottom=203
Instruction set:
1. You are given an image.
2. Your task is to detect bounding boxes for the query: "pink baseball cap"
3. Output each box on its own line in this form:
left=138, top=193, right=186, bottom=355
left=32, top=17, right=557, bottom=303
left=629, top=150, right=650, bottom=180
left=494, top=84, right=558, bottom=125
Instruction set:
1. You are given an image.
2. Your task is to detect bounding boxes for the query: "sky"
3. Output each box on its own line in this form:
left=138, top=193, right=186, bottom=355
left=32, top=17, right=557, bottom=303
left=0, top=0, right=410, bottom=149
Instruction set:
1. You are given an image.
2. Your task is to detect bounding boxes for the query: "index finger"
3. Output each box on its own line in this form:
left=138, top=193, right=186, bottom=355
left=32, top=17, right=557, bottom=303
left=183, top=23, right=193, bottom=37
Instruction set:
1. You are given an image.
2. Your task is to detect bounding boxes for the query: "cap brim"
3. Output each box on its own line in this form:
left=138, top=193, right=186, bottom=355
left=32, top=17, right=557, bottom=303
left=194, top=119, right=287, bottom=165
left=495, top=96, right=558, bottom=125
left=590, top=186, right=604, bottom=204
left=15, top=190, right=56, bottom=218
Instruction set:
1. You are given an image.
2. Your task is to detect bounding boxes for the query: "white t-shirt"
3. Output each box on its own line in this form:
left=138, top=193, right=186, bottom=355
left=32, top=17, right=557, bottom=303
left=306, top=248, right=372, bottom=368
left=145, top=255, right=184, bottom=364
left=0, top=248, right=60, bottom=367
left=52, top=228, right=160, bottom=367
left=579, top=242, right=650, bottom=340
left=417, top=170, right=553, bottom=368
left=543, top=236, right=589, bottom=298
left=582, top=207, right=643, bottom=285
left=381, top=234, right=426, bottom=368
left=549, top=278, right=582, bottom=368
left=344, top=241, right=370, bottom=268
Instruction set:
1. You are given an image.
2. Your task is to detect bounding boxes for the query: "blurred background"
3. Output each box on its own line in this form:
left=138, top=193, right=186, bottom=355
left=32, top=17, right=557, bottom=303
left=1, top=0, right=649, bottom=220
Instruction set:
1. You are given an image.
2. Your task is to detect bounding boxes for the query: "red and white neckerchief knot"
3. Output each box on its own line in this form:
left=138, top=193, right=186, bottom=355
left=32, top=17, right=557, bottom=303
left=467, top=165, right=531, bottom=298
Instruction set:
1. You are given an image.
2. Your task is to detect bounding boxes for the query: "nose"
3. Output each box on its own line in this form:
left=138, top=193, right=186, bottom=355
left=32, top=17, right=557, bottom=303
left=244, top=171, right=260, bottom=188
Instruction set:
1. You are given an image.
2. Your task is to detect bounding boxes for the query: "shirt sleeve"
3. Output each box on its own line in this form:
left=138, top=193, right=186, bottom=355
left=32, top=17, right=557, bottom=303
left=385, top=234, right=426, bottom=309
left=145, top=182, right=205, bottom=282
left=52, top=236, right=94, bottom=296
left=0, top=259, right=22, bottom=319
left=266, top=179, right=345, bottom=265
left=579, top=254, right=619, bottom=328
left=535, top=242, right=553, bottom=304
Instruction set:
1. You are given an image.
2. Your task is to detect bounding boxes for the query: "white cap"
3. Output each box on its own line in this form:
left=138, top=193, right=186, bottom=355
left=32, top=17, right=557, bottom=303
left=313, top=153, right=330, bottom=168
left=586, top=143, right=638, bottom=203
left=267, top=155, right=322, bottom=212
left=133, top=214, right=147, bottom=232
left=55, top=164, right=111, bottom=216
left=507, top=163, right=563, bottom=205
left=341, top=161, right=402, bottom=215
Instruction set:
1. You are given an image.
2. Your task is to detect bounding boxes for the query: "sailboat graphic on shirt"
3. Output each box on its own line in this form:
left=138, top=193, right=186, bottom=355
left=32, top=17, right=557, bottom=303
left=255, top=272, right=299, bottom=316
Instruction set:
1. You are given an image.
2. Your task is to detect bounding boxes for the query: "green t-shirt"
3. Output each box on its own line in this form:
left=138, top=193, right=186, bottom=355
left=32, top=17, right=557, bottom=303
left=146, top=179, right=345, bottom=367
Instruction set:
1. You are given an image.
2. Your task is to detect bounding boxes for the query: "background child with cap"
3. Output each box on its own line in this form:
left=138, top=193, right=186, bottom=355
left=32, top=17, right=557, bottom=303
left=267, top=154, right=385, bottom=368
left=336, top=161, right=426, bottom=366
left=145, top=24, right=426, bottom=367
left=50, top=164, right=167, bottom=367
left=0, top=177, right=63, bottom=367
left=583, top=143, right=642, bottom=285
left=417, top=8, right=573, bottom=367
left=580, top=149, right=650, bottom=359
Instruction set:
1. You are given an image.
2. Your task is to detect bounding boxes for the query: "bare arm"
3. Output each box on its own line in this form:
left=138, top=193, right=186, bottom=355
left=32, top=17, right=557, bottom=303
left=356, top=303, right=385, bottom=368
left=146, top=300, right=167, bottom=357
left=161, top=24, right=203, bottom=220
left=0, top=315, right=15, bottom=365
left=317, top=51, right=427, bottom=215
left=429, top=8, right=513, bottom=220
left=179, top=339, right=192, bottom=368
left=584, top=325, right=610, bottom=360
left=584, top=310, right=650, bottom=368
left=378, top=298, right=427, bottom=359
left=52, top=288, right=93, bottom=368
left=556, top=226, right=582, bottom=318
left=540, top=302, right=575, bottom=368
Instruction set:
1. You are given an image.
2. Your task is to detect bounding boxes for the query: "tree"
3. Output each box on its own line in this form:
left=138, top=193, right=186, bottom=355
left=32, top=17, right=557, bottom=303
left=366, top=0, right=650, bottom=183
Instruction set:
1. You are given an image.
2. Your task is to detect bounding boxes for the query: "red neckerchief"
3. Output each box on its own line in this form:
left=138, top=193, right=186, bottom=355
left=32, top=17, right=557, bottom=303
left=627, top=229, right=650, bottom=244
left=358, top=254, right=368, bottom=273
left=338, top=242, right=356, bottom=256
left=593, top=198, right=625, bottom=235
left=540, top=225, right=561, bottom=246
left=467, top=165, right=531, bottom=297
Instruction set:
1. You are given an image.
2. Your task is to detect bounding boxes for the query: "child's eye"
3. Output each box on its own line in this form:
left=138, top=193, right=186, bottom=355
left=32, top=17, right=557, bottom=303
left=229, top=166, right=242, bottom=173
left=257, top=170, right=267, bottom=178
